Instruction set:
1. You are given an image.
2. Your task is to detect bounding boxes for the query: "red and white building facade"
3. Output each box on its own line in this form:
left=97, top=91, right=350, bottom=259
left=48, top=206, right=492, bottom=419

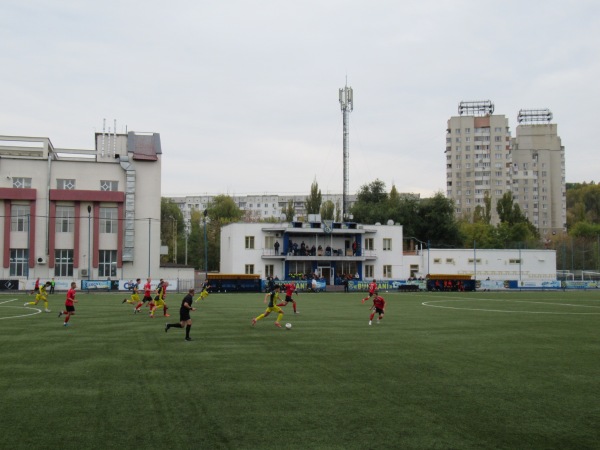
left=0, top=132, right=163, bottom=285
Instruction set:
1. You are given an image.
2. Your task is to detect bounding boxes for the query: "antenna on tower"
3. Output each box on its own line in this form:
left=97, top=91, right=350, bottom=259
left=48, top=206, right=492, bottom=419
left=101, top=118, right=106, bottom=158
left=517, top=108, right=553, bottom=124
left=113, top=119, right=117, bottom=157
left=339, top=81, right=353, bottom=220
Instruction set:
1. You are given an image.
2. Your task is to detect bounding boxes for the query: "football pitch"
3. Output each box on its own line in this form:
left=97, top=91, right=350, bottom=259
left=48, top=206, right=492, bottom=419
left=0, top=290, right=598, bottom=450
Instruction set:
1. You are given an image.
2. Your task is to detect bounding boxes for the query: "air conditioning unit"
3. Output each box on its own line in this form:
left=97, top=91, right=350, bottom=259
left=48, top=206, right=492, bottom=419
left=81, top=269, right=88, bottom=276
left=275, top=233, right=281, bottom=237
left=37, top=257, right=47, bottom=264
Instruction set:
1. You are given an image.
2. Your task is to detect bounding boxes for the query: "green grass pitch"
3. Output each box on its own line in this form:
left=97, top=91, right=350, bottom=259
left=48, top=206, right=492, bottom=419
left=0, top=290, right=599, bottom=449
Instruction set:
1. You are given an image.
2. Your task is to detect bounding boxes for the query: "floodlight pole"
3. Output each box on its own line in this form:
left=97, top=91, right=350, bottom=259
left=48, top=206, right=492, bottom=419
left=87, top=205, right=92, bottom=292
left=148, top=218, right=151, bottom=278
left=26, top=214, right=30, bottom=280
left=519, top=244, right=522, bottom=285
left=473, top=240, right=477, bottom=285
left=203, top=209, right=208, bottom=278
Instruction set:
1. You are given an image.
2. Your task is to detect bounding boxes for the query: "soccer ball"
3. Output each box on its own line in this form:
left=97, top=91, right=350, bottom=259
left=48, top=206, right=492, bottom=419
left=285, top=323, right=292, bottom=329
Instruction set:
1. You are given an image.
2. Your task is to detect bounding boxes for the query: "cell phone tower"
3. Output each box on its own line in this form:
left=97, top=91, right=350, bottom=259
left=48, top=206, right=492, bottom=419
left=339, top=82, right=353, bottom=220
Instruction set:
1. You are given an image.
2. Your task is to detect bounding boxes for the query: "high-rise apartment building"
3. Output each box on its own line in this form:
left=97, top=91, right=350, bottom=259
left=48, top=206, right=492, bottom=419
left=446, top=102, right=566, bottom=236
left=511, top=110, right=566, bottom=236
left=446, top=101, right=512, bottom=224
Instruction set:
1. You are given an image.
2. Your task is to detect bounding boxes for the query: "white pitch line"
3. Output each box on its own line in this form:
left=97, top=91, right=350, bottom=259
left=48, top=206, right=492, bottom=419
left=0, top=298, right=43, bottom=319
left=421, top=297, right=600, bottom=315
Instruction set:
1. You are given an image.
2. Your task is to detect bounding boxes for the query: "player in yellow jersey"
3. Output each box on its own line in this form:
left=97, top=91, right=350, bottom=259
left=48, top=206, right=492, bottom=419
left=150, top=280, right=170, bottom=318
left=25, top=281, right=52, bottom=312
left=251, top=285, right=284, bottom=328
left=195, top=279, right=210, bottom=303
left=122, top=278, right=141, bottom=313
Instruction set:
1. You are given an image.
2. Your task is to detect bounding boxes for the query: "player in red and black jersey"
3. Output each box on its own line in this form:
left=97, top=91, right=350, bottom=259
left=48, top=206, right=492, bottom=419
left=362, top=279, right=378, bottom=304
left=277, top=282, right=299, bottom=314
left=58, top=282, right=78, bottom=327
left=368, top=292, right=386, bottom=326
left=134, top=277, right=153, bottom=313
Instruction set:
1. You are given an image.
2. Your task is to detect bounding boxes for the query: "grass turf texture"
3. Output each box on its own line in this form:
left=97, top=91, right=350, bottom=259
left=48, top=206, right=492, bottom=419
left=0, top=290, right=599, bottom=450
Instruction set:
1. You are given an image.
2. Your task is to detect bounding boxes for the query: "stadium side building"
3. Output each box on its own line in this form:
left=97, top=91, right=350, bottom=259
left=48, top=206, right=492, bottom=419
left=0, top=131, right=164, bottom=284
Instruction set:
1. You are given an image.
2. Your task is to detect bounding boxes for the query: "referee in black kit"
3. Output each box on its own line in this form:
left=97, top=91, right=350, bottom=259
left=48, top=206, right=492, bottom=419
left=165, top=288, right=196, bottom=341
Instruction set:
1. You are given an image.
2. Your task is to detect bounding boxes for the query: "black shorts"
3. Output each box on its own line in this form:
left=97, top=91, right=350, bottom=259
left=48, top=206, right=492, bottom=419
left=179, top=310, right=191, bottom=322
left=142, top=295, right=152, bottom=302
left=285, top=295, right=294, bottom=302
left=66, top=305, right=75, bottom=312
left=375, top=307, right=384, bottom=315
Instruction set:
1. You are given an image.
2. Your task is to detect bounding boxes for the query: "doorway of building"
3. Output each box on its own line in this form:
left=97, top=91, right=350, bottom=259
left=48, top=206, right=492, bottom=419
left=319, top=267, right=332, bottom=285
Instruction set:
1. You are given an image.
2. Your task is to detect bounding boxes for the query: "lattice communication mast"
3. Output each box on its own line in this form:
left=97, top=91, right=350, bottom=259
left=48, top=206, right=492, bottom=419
left=339, top=83, right=353, bottom=220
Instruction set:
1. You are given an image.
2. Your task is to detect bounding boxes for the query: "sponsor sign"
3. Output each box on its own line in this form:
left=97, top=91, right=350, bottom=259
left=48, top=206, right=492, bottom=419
left=564, top=280, right=598, bottom=289
left=0, top=280, right=19, bottom=291
left=81, top=280, right=112, bottom=291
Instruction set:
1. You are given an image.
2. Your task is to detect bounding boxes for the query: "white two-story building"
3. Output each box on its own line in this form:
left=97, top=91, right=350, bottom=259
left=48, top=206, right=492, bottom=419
left=220, top=218, right=557, bottom=285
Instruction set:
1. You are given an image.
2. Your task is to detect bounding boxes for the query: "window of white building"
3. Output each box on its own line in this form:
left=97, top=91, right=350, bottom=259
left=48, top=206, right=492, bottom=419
left=11, top=205, right=29, bottom=231
left=383, top=265, right=392, bottom=278
left=100, top=207, right=118, bottom=233
left=99, top=250, right=117, bottom=277
left=57, top=179, right=76, bottom=190
left=56, top=206, right=74, bottom=233
left=9, top=249, right=28, bottom=276
left=383, top=238, right=392, bottom=251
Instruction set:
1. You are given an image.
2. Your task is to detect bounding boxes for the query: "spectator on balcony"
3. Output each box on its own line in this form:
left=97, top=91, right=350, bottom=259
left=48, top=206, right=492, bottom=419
left=310, top=244, right=316, bottom=256
left=300, top=241, right=306, bottom=255
left=352, top=240, right=358, bottom=255
left=274, top=240, right=280, bottom=255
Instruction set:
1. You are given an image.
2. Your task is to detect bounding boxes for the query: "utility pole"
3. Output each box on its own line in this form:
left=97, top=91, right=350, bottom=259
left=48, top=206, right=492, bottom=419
left=339, top=82, right=353, bottom=220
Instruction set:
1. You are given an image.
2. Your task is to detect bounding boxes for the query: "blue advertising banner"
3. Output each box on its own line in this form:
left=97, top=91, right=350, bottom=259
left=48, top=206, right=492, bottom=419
left=81, top=280, right=112, bottom=291
left=348, top=280, right=425, bottom=292
left=263, top=280, right=327, bottom=292
left=564, top=280, right=598, bottom=289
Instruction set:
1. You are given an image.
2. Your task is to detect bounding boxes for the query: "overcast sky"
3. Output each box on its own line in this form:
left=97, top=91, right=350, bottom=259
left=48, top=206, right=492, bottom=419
left=2, top=1, right=599, bottom=198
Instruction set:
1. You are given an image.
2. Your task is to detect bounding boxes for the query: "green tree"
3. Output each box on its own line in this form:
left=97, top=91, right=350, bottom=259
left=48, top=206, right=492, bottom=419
left=305, top=180, right=322, bottom=215
left=495, top=192, right=539, bottom=246
left=320, top=200, right=335, bottom=220
left=497, top=192, right=522, bottom=225
left=417, top=192, right=461, bottom=247
left=201, top=196, right=243, bottom=272
left=569, top=221, right=600, bottom=238
left=160, top=198, right=185, bottom=264
left=283, top=200, right=295, bottom=222
left=459, top=220, right=499, bottom=248
left=187, top=209, right=203, bottom=269
left=350, top=179, right=388, bottom=224
left=473, top=191, right=492, bottom=224
left=383, top=185, right=422, bottom=238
